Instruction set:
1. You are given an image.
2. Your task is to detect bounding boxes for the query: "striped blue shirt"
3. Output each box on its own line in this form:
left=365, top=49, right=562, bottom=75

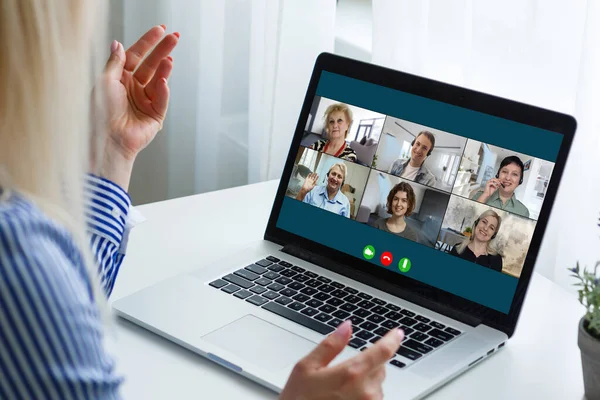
left=0, top=174, right=131, bottom=399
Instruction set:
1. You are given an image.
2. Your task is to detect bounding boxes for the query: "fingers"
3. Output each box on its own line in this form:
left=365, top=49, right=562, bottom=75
left=150, top=77, right=170, bottom=121
left=298, top=320, right=352, bottom=369
left=124, top=25, right=168, bottom=73
left=357, top=328, right=404, bottom=371
left=145, top=57, right=173, bottom=100
left=133, top=33, right=179, bottom=85
left=104, top=40, right=126, bottom=81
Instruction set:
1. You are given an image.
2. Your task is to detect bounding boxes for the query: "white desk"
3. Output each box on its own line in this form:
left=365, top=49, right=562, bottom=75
left=110, top=180, right=586, bottom=399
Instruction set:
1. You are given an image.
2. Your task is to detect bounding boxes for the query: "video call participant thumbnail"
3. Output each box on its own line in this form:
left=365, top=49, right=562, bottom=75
left=369, top=182, right=418, bottom=241
left=472, top=156, right=530, bottom=218
left=309, top=102, right=358, bottom=162
left=450, top=210, right=503, bottom=272
left=295, top=163, right=351, bottom=217
left=388, top=131, right=436, bottom=186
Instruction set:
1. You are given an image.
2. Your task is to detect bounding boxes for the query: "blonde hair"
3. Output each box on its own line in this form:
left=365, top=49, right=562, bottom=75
left=328, top=162, right=347, bottom=182
left=455, top=210, right=502, bottom=256
left=324, top=102, right=353, bottom=138
left=0, top=1, right=109, bottom=311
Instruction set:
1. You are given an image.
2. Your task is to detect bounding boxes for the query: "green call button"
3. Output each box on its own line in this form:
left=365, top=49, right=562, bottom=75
left=363, top=245, right=375, bottom=260
left=398, top=258, right=411, bottom=273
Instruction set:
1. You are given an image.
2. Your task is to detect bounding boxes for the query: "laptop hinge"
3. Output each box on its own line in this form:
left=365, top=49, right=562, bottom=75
left=281, top=244, right=482, bottom=327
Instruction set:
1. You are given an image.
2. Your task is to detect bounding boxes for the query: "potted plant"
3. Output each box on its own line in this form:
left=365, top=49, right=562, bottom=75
left=571, top=262, right=600, bottom=399
left=463, top=226, right=472, bottom=237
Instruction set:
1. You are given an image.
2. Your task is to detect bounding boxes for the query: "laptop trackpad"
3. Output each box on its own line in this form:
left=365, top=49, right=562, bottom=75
left=202, top=314, right=317, bottom=372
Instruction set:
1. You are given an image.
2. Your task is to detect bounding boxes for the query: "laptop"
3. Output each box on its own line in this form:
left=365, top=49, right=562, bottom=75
left=113, top=53, right=575, bottom=398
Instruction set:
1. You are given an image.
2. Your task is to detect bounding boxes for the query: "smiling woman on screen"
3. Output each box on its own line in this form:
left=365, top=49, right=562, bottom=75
left=309, top=102, right=358, bottom=162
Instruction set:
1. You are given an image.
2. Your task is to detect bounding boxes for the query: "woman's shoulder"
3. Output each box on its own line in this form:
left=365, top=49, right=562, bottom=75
left=310, top=139, right=327, bottom=150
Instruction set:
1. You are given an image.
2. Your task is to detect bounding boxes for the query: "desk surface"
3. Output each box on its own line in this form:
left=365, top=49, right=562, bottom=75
left=111, top=180, right=585, bottom=399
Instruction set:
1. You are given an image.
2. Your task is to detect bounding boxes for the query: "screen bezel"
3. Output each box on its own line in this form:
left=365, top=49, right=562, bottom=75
left=264, top=52, right=576, bottom=337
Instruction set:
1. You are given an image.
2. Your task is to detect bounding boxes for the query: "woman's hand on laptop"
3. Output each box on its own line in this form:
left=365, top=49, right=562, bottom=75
left=279, top=320, right=404, bottom=400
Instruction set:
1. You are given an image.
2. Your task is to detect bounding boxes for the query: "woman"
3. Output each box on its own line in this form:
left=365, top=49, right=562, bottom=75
left=369, top=182, right=418, bottom=241
left=0, top=2, right=403, bottom=399
left=296, top=163, right=351, bottom=217
left=450, top=210, right=504, bottom=272
left=309, top=103, right=358, bottom=162
left=471, top=156, right=530, bottom=218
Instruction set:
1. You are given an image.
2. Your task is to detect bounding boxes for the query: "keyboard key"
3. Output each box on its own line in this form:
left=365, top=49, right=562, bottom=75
left=268, top=264, right=285, bottom=272
left=430, top=321, right=446, bottom=330
left=275, top=276, right=292, bottom=285
left=280, top=269, right=297, bottom=278
left=314, top=292, right=331, bottom=301
left=275, top=296, right=293, bottom=305
left=413, top=323, right=432, bottom=333
left=369, top=336, right=382, bottom=344
left=400, top=326, right=415, bottom=335
left=262, top=302, right=334, bottom=335
left=317, top=276, right=332, bottom=283
left=386, top=304, right=401, bottom=312
left=348, top=316, right=364, bottom=326
left=390, top=359, right=406, bottom=369
left=356, top=330, right=375, bottom=340
left=357, top=300, right=375, bottom=310
left=250, top=285, right=267, bottom=294
left=221, top=284, right=241, bottom=294
left=279, top=261, right=293, bottom=268
left=234, top=290, right=253, bottom=299
left=262, top=291, right=280, bottom=300
left=300, top=287, right=318, bottom=296
left=429, top=329, right=453, bottom=342
left=415, top=315, right=430, bottom=323
left=280, top=288, right=297, bottom=297
left=246, top=295, right=269, bottom=306
left=255, top=277, right=273, bottom=286
left=371, top=298, right=386, bottom=306
left=403, top=339, right=433, bottom=354
left=340, top=303, right=358, bottom=312
left=266, top=255, right=280, bottom=263
left=344, top=295, right=361, bottom=304
left=291, top=266, right=306, bottom=273
left=245, top=264, right=268, bottom=275
left=288, top=282, right=305, bottom=291
left=326, top=298, right=344, bottom=307
left=223, top=274, right=253, bottom=289
left=305, top=271, right=318, bottom=278
left=263, top=271, right=281, bottom=280
left=359, top=321, right=378, bottom=331
left=345, top=287, right=358, bottom=294
left=424, top=337, right=444, bottom=348
left=411, top=332, right=428, bottom=342
left=288, top=302, right=306, bottom=311
left=445, top=327, right=462, bottom=336
left=358, top=292, right=373, bottom=300
left=318, top=284, right=335, bottom=293
left=400, top=309, right=416, bottom=317
left=306, top=299, right=323, bottom=308
left=331, top=289, right=348, bottom=298
left=315, top=313, right=333, bottom=323
left=399, top=317, right=417, bottom=326
left=382, top=320, right=400, bottom=329
left=367, top=314, right=385, bottom=324
left=292, top=274, right=310, bottom=283
left=374, top=327, right=389, bottom=337
left=266, top=282, right=285, bottom=292
left=319, top=304, right=336, bottom=314
left=332, top=310, right=350, bottom=319
left=255, top=259, right=273, bottom=267
left=331, top=282, right=345, bottom=289
left=209, top=279, right=228, bottom=289
left=327, top=318, right=343, bottom=328
left=348, top=338, right=366, bottom=349
left=292, top=294, right=310, bottom=303
left=371, top=306, right=388, bottom=315
left=301, top=307, right=319, bottom=317
left=384, top=311, right=403, bottom=320
left=354, top=308, right=371, bottom=318
left=305, top=279, right=322, bottom=288
left=397, top=346, right=422, bottom=361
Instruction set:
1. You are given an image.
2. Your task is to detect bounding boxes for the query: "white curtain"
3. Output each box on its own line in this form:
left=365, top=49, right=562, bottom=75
left=372, top=0, right=600, bottom=291
left=119, top=0, right=336, bottom=202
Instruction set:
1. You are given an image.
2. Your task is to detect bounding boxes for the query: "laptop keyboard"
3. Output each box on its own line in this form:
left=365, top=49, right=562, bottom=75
left=209, top=256, right=463, bottom=369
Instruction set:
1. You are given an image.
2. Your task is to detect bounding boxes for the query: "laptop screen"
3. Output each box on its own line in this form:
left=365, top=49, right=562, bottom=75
left=276, top=71, right=563, bottom=314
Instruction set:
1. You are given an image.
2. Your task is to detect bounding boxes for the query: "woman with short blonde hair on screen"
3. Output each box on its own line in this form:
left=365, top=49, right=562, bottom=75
left=450, top=210, right=504, bottom=272
left=0, top=1, right=403, bottom=398
left=309, top=102, right=358, bottom=162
